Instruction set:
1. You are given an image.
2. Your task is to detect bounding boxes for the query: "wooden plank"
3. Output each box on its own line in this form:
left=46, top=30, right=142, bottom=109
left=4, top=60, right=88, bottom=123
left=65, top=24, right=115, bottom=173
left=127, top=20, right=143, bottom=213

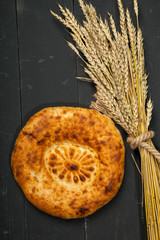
left=16, top=0, right=85, bottom=239
left=0, top=0, right=25, bottom=239
left=73, top=0, right=153, bottom=239
left=17, top=0, right=78, bottom=118
left=140, top=1, right=160, bottom=236
left=140, top=0, right=160, bottom=142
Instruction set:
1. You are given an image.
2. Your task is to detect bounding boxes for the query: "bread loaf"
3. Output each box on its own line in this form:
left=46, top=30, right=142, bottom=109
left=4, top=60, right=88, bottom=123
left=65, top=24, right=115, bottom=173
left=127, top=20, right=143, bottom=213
left=11, top=107, right=125, bottom=219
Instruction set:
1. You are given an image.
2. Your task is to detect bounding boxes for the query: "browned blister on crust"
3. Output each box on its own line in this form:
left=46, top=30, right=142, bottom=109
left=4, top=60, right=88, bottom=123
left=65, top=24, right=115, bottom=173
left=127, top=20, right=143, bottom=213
left=11, top=107, right=125, bottom=219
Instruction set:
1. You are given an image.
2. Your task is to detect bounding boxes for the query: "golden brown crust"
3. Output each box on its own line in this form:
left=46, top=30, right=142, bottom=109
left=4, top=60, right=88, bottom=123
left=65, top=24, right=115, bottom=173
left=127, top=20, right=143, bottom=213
left=11, top=107, right=125, bottom=219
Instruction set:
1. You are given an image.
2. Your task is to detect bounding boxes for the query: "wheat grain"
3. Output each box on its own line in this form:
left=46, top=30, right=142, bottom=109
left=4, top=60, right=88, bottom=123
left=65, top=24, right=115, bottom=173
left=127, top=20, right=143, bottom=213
left=147, top=99, right=153, bottom=128
left=134, top=0, right=139, bottom=18
left=108, top=13, right=118, bottom=39
left=117, top=0, right=128, bottom=44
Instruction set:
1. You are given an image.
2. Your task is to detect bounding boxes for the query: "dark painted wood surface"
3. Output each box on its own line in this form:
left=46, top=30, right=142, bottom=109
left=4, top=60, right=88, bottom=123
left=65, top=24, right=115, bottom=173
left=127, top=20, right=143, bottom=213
left=1, top=0, right=160, bottom=239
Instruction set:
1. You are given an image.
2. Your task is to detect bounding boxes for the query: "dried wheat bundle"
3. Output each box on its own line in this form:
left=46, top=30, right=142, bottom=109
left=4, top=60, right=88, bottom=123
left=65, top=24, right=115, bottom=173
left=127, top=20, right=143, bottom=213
left=50, top=0, right=160, bottom=239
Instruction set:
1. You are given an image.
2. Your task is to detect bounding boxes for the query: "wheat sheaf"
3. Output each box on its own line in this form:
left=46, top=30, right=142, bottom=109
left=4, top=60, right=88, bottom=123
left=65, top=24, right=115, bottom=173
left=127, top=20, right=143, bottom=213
left=50, top=0, right=160, bottom=239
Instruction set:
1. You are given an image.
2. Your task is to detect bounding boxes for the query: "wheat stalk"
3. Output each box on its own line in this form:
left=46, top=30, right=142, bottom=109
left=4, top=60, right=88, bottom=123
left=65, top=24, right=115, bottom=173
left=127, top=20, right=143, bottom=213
left=50, top=0, right=160, bottom=239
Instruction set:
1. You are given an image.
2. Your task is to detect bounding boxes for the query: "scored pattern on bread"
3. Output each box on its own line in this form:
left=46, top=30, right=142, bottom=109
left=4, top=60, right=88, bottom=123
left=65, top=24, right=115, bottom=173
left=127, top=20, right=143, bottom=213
left=45, top=142, right=98, bottom=184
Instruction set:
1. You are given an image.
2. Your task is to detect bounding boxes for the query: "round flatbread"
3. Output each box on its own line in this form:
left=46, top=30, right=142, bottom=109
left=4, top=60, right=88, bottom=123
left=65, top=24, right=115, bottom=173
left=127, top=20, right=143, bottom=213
left=11, top=107, right=125, bottom=219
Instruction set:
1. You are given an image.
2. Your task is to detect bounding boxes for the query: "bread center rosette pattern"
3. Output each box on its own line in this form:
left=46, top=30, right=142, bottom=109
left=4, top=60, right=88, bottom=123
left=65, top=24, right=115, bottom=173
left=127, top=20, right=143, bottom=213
left=45, top=141, right=98, bottom=184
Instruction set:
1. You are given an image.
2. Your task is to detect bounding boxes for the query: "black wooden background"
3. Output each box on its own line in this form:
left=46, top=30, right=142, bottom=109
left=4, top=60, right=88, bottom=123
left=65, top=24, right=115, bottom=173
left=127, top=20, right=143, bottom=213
left=1, top=0, right=160, bottom=239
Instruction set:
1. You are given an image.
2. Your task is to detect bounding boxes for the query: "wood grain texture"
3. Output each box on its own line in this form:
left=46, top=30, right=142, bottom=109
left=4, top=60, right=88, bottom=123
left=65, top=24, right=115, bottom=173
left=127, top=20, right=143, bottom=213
left=74, top=1, right=143, bottom=239
left=0, top=0, right=25, bottom=239
left=15, top=0, right=85, bottom=239
left=1, top=0, right=160, bottom=239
